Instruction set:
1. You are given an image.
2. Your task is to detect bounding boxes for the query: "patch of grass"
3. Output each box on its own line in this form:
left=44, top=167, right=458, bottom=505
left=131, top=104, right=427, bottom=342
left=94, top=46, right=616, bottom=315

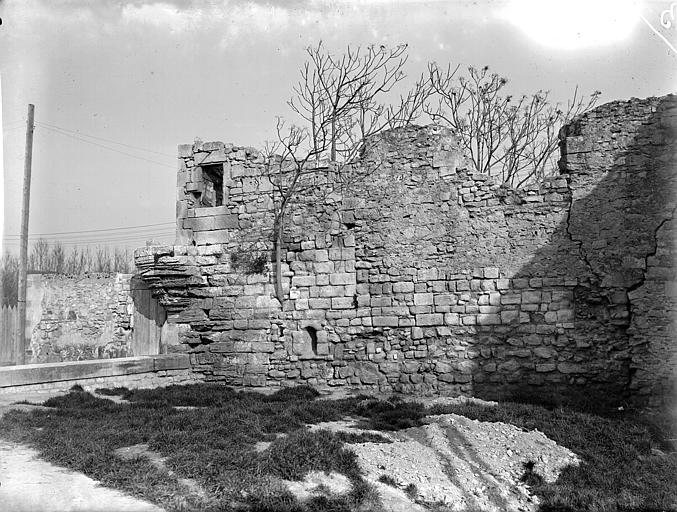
left=432, top=400, right=677, bottom=512
left=353, top=396, right=426, bottom=431
left=403, top=483, right=418, bottom=500
left=520, top=460, right=544, bottom=487
left=334, top=431, right=392, bottom=444
left=263, top=429, right=360, bottom=481
left=377, top=474, right=397, bottom=487
left=0, top=384, right=406, bottom=512
left=94, top=386, right=130, bottom=397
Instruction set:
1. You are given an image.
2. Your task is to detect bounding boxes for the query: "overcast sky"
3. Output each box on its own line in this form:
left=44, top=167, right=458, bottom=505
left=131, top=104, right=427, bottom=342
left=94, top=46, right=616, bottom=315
left=0, top=0, right=675, bottom=252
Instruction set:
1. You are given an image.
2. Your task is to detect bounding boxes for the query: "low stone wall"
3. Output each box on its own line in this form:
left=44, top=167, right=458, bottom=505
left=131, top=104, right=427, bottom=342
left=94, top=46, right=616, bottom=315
left=25, top=273, right=167, bottom=364
left=0, top=354, right=198, bottom=395
left=26, top=274, right=134, bottom=363
left=136, top=94, right=677, bottom=408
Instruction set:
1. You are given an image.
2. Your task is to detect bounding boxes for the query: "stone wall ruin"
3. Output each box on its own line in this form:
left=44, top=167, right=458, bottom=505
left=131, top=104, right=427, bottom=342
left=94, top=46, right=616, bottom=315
left=135, top=94, right=677, bottom=408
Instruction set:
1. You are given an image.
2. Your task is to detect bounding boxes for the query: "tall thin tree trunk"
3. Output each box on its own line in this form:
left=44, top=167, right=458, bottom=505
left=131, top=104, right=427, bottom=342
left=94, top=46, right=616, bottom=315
left=274, top=218, right=284, bottom=302
left=331, top=114, right=336, bottom=162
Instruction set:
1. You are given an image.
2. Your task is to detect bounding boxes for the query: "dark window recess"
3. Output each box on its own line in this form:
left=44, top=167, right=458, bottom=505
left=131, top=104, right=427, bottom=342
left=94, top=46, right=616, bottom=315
left=201, top=164, right=224, bottom=207
left=306, top=326, right=318, bottom=355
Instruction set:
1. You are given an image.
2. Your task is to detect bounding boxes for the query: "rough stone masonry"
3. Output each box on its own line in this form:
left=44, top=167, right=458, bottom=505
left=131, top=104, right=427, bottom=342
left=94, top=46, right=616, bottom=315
left=135, top=94, right=677, bottom=408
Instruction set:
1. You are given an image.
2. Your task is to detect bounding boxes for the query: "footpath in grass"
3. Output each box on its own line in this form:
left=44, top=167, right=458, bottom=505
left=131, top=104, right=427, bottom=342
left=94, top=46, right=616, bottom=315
left=0, top=383, right=674, bottom=512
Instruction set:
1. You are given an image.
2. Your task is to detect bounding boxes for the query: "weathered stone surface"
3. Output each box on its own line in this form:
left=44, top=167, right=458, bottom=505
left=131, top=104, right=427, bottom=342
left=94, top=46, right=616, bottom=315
left=136, top=95, right=677, bottom=408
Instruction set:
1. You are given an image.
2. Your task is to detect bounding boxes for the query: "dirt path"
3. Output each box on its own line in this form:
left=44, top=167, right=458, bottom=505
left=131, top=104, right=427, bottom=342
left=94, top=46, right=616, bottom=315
left=0, top=439, right=162, bottom=512
left=0, top=395, right=163, bottom=512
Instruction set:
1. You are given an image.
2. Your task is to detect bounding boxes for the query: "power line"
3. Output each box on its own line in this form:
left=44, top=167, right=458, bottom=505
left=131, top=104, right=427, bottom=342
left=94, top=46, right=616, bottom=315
left=37, top=120, right=175, bottom=158
left=2, top=221, right=175, bottom=238
left=36, top=123, right=177, bottom=169
left=2, top=230, right=176, bottom=243
left=1, top=233, right=175, bottom=246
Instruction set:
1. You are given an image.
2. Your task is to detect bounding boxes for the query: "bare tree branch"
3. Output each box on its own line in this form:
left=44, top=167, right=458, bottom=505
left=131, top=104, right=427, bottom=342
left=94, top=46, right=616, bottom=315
left=426, top=63, right=600, bottom=187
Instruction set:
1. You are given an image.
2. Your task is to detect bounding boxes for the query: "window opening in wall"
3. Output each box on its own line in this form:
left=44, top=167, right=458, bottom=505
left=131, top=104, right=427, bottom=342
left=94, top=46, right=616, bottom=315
left=201, top=164, right=224, bottom=207
left=306, top=326, right=318, bottom=355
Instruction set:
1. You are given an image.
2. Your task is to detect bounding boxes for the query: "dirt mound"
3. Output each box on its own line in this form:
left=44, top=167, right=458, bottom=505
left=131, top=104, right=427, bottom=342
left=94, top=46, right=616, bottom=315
left=304, top=412, right=579, bottom=511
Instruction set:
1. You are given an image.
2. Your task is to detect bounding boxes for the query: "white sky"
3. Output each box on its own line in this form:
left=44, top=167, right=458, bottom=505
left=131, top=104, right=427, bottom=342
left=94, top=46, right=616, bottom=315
left=0, top=0, right=675, bottom=251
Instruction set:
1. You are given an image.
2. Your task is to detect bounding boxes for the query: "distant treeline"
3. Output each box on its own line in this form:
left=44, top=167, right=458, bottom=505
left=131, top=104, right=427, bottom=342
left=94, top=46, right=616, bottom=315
left=1, top=240, right=134, bottom=306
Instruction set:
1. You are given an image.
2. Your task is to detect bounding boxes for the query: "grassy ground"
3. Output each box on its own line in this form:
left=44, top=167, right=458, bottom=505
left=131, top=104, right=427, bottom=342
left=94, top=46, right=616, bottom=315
left=0, top=384, right=674, bottom=512
left=0, top=385, right=421, bottom=512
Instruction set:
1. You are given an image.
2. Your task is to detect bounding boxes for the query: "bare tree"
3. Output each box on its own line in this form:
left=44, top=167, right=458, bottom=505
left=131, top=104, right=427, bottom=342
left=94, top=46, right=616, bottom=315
left=29, top=239, right=50, bottom=272
left=265, top=42, right=430, bottom=301
left=426, top=64, right=600, bottom=187
left=50, top=242, right=66, bottom=274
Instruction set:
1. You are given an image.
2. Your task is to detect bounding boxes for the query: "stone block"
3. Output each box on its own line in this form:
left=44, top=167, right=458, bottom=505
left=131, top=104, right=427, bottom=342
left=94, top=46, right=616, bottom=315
left=498, top=359, right=520, bottom=372
left=444, top=313, right=460, bottom=325
left=484, top=267, right=499, bottom=279
left=194, top=205, right=230, bottom=218
left=414, top=293, right=434, bottom=306
left=330, top=273, right=355, bottom=285
left=479, top=306, right=500, bottom=314
left=461, top=315, right=476, bottom=325
left=393, top=281, right=415, bottom=293
left=501, top=293, right=521, bottom=305
left=308, top=298, right=331, bottom=309
left=544, top=311, right=558, bottom=323
left=496, top=279, right=510, bottom=290
left=416, top=313, right=443, bottom=326
left=292, top=275, right=316, bottom=287
left=195, top=230, right=230, bottom=245
left=557, top=362, right=583, bottom=374
left=212, top=215, right=239, bottom=229
left=557, top=309, right=574, bottom=322
left=184, top=216, right=214, bottom=231
left=371, top=296, right=392, bottom=307
left=534, top=346, right=557, bottom=359
left=331, top=297, right=354, bottom=309
left=477, top=313, right=500, bottom=325
left=522, top=290, right=542, bottom=304
left=500, top=310, right=520, bottom=324
left=319, top=285, right=346, bottom=297
left=372, top=316, right=399, bottom=327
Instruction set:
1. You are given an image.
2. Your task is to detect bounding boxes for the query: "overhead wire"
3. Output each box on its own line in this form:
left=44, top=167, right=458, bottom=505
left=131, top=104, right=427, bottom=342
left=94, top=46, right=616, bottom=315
left=35, top=122, right=177, bottom=169
left=36, top=121, right=175, bottom=158
left=1, top=233, right=175, bottom=246
left=3, top=118, right=181, bottom=249
left=2, top=228, right=176, bottom=241
left=2, top=221, right=176, bottom=238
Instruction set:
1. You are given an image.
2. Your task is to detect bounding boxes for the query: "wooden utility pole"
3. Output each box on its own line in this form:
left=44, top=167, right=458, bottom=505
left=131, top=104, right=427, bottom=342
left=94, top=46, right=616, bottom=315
left=17, top=104, right=34, bottom=365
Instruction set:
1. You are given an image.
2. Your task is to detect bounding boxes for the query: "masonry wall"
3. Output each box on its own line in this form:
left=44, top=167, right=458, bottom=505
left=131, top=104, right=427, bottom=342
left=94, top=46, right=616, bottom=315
left=560, top=95, right=677, bottom=407
left=136, top=94, right=677, bottom=408
left=26, top=274, right=157, bottom=363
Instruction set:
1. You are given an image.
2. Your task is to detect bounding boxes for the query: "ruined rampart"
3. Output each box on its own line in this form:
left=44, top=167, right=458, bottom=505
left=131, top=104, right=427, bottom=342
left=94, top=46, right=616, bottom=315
left=135, top=95, right=677, bottom=408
